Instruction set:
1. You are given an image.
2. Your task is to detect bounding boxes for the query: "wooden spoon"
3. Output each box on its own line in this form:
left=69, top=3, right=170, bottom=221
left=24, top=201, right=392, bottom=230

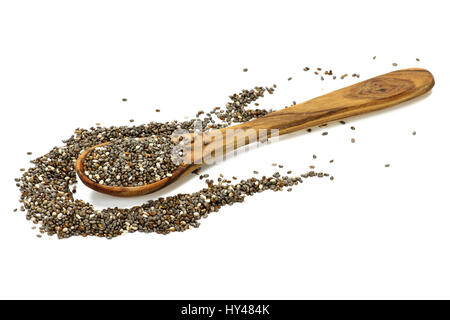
left=76, top=68, right=434, bottom=196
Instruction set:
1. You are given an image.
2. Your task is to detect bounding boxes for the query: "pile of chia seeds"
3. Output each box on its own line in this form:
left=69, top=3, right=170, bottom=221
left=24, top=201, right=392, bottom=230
left=15, top=85, right=328, bottom=239
left=84, top=136, right=179, bottom=187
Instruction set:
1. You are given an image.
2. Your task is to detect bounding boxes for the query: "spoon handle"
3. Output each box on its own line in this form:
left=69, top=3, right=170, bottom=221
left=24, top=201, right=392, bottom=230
left=194, top=68, right=434, bottom=163
left=230, top=68, right=434, bottom=136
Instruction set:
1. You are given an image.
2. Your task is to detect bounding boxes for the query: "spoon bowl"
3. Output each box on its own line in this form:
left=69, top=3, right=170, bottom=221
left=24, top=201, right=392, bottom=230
left=75, top=141, right=201, bottom=196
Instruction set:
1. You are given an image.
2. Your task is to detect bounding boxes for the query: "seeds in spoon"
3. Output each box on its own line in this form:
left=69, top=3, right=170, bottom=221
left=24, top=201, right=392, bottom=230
left=83, top=137, right=180, bottom=187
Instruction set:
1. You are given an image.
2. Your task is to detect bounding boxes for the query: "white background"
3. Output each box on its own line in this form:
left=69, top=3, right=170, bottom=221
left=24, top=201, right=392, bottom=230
left=0, top=0, right=449, bottom=299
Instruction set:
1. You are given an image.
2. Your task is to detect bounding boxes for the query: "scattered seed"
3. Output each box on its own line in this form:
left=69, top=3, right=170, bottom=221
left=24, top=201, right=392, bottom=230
left=288, top=77, right=292, bottom=81
left=385, top=164, right=390, bottom=167
left=416, top=58, right=420, bottom=62
left=155, top=109, right=160, bottom=112
left=351, top=126, right=355, bottom=130
left=351, top=138, right=355, bottom=143
left=322, top=132, right=328, bottom=136
left=412, top=131, right=416, bottom=135
left=243, top=68, right=248, bottom=72
left=122, top=98, right=127, bottom=102
left=392, top=63, right=398, bottom=67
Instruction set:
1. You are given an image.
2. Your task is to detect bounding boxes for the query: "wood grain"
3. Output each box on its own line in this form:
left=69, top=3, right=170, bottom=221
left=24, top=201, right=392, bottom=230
left=76, top=68, right=434, bottom=196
